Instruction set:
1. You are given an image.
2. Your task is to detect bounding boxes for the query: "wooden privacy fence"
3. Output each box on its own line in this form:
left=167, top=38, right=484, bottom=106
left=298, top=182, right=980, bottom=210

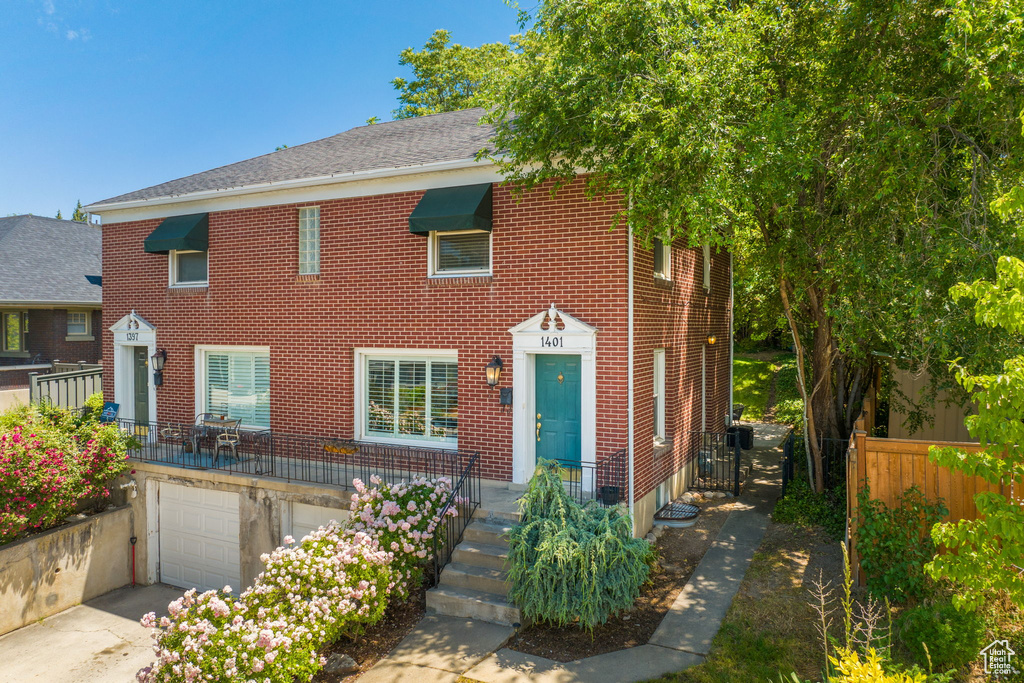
left=28, top=367, right=102, bottom=409
left=847, top=425, right=1019, bottom=583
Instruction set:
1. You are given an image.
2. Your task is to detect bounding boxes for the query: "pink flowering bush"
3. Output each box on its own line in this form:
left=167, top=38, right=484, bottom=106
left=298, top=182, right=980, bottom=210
left=0, top=398, right=133, bottom=544
left=348, top=474, right=457, bottom=597
left=138, top=476, right=457, bottom=682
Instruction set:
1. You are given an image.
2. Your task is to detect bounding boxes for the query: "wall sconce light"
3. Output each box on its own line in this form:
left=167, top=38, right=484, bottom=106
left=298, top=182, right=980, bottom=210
left=485, top=356, right=503, bottom=388
left=151, top=348, right=167, bottom=387
left=706, top=334, right=717, bottom=346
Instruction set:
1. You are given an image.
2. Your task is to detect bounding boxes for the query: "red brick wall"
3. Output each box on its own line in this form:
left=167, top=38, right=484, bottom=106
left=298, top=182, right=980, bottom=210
left=102, top=179, right=630, bottom=482
left=631, top=240, right=732, bottom=502
left=25, top=309, right=102, bottom=364
left=101, top=177, right=732, bottom=489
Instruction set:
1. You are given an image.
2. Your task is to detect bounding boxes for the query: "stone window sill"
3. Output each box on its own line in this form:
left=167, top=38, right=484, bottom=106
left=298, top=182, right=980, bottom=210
left=65, top=335, right=95, bottom=342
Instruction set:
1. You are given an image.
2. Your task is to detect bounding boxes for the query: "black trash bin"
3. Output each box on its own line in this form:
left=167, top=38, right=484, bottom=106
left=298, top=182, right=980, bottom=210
left=726, top=426, right=739, bottom=447
left=737, top=425, right=754, bottom=450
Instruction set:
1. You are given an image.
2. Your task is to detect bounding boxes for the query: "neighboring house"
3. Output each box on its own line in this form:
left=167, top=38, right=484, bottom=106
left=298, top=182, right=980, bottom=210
left=85, top=109, right=732, bottom=590
left=0, top=215, right=102, bottom=390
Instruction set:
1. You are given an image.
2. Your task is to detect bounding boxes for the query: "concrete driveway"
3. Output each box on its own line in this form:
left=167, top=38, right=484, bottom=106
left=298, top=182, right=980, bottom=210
left=0, top=583, right=182, bottom=682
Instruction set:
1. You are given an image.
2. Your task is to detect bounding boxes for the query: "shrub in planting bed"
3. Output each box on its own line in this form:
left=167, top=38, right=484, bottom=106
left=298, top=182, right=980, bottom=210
left=137, top=475, right=457, bottom=682
left=0, top=395, right=133, bottom=544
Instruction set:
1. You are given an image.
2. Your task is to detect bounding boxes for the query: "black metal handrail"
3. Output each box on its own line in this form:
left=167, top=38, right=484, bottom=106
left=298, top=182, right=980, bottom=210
left=551, top=447, right=629, bottom=507
left=685, top=430, right=743, bottom=495
left=430, top=453, right=481, bottom=586
left=118, top=418, right=479, bottom=492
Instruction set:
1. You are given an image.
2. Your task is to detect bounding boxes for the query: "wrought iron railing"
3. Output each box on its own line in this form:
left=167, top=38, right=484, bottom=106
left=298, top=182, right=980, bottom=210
left=684, top=430, right=743, bottom=495
left=430, top=453, right=481, bottom=586
left=118, top=419, right=479, bottom=492
left=552, top=447, right=629, bottom=507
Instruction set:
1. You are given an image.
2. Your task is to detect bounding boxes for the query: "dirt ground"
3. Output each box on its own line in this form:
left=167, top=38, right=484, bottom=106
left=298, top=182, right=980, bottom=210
left=505, top=492, right=743, bottom=662
left=312, top=584, right=426, bottom=682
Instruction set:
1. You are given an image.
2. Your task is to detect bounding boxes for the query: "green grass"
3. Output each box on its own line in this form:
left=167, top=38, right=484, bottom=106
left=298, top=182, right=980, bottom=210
left=733, top=352, right=803, bottom=425
left=732, top=356, right=775, bottom=420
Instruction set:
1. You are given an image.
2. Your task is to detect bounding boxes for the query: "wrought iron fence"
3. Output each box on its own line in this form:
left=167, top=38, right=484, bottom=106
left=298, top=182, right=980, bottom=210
left=118, top=419, right=478, bottom=491
left=780, top=429, right=797, bottom=496
left=684, top=430, right=743, bottom=495
left=780, top=432, right=849, bottom=494
left=551, top=447, right=629, bottom=507
left=430, top=453, right=481, bottom=586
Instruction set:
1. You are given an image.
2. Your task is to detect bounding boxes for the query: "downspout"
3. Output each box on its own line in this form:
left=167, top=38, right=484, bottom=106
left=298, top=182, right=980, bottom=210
left=627, top=205, right=636, bottom=533
left=729, top=255, right=734, bottom=426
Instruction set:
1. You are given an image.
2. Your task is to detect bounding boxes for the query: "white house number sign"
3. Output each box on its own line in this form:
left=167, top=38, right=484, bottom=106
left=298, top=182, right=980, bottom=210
left=125, top=332, right=140, bottom=341
left=540, top=336, right=563, bottom=348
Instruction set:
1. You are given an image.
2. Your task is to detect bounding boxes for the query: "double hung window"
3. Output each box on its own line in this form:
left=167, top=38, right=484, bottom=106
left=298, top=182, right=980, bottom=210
left=201, top=348, right=270, bottom=428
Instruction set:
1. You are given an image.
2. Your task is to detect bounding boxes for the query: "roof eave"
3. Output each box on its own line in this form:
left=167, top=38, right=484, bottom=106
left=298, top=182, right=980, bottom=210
left=85, top=156, right=500, bottom=214
left=0, top=300, right=102, bottom=309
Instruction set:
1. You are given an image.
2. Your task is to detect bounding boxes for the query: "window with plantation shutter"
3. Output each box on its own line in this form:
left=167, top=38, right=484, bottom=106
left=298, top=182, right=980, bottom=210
left=364, top=355, right=457, bottom=444
left=202, top=349, right=270, bottom=428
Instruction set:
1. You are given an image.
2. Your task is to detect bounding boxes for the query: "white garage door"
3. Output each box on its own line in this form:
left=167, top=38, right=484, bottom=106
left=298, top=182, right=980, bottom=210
left=159, top=483, right=241, bottom=592
left=288, top=502, right=349, bottom=543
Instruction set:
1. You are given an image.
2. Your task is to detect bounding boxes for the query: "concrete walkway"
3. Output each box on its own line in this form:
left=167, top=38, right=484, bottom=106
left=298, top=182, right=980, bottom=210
left=0, top=583, right=180, bottom=682
left=364, top=422, right=789, bottom=683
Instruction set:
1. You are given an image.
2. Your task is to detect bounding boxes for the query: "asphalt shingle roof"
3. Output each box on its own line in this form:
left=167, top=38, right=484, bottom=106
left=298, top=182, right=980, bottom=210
left=92, top=108, right=495, bottom=206
left=0, top=215, right=102, bottom=305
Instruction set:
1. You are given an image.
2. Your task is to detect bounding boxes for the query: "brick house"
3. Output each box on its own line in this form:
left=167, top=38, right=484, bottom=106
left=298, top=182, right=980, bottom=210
left=86, top=109, right=732, bottom=587
left=0, top=215, right=102, bottom=390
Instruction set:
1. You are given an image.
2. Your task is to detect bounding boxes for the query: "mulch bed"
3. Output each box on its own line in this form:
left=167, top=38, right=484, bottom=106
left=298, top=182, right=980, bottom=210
left=505, top=493, right=739, bottom=662
left=312, top=583, right=426, bottom=682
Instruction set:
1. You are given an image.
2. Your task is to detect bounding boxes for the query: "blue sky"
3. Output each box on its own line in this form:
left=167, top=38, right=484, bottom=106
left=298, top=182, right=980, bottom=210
left=0, top=1, right=519, bottom=218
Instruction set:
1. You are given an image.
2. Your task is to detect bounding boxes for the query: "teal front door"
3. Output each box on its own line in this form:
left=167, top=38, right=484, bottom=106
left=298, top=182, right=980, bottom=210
left=535, top=354, right=582, bottom=467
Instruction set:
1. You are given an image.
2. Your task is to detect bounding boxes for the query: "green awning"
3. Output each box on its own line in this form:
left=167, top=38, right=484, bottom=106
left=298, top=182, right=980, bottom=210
left=408, top=183, right=493, bottom=235
left=144, top=213, right=209, bottom=253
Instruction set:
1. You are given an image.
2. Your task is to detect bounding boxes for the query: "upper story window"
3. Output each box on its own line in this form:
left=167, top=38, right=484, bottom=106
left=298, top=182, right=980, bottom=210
left=430, top=230, right=491, bottom=276
left=2, top=311, right=26, bottom=353
left=298, top=206, right=320, bottom=275
left=703, top=244, right=712, bottom=291
left=654, top=239, right=671, bottom=280
left=170, top=250, right=208, bottom=287
left=66, top=310, right=93, bottom=340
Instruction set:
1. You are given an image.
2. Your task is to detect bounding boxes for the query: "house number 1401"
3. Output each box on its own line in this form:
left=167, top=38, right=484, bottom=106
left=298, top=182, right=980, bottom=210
left=541, top=336, right=563, bottom=348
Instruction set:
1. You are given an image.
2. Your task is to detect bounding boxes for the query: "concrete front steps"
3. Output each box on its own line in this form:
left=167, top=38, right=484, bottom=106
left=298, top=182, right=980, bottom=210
left=426, top=513, right=523, bottom=626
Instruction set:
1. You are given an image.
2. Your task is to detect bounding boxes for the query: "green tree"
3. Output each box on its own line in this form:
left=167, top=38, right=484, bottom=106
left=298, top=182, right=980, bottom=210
left=485, top=0, right=1024, bottom=490
left=926, top=256, right=1024, bottom=610
left=54, top=209, right=62, bottom=220
left=71, top=200, right=87, bottom=222
left=392, top=29, right=512, bottom=119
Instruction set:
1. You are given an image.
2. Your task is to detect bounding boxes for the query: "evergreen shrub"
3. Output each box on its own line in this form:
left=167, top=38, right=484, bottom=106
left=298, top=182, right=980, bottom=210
left=507, top=459, right=655, bottom=631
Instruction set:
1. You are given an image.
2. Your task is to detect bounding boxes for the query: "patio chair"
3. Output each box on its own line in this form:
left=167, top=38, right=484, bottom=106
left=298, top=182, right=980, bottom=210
left=159, top=423, right=193, bottom=456
left=212, top=419, right=243, bottom=466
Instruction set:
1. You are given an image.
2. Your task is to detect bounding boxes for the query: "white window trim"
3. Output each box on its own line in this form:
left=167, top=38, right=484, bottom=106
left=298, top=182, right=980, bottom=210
left=653, top=348, right=666, bottom=444
left=169, top=249, right=209, bottom=288
left=353, top=348, right=458, bottom=449
left=298, top=206, right=320, bottom=276
left=654, top=239, right=672, bottom=280
left=427, top=229, right=493, bottom=278
left=703, top=244, right=712, bottom=291
left=66, top=309, right=94, bottom=341
left=194, top=344, right=271, bottom=430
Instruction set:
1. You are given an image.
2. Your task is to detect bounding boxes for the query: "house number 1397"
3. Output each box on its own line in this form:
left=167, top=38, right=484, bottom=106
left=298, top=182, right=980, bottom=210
left=541, top=336, right=562, bottom=348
